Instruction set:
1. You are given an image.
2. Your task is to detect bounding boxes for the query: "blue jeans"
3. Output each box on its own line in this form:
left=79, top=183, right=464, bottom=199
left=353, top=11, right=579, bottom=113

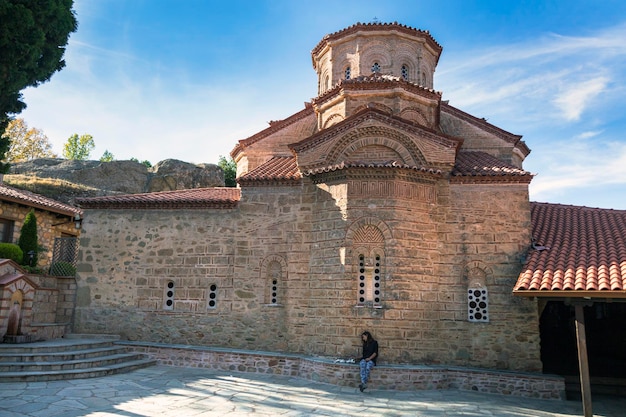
left=359, top=359, right=375, bottom=384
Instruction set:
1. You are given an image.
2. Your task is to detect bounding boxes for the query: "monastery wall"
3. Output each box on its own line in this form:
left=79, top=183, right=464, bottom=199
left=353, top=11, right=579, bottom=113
left=74, top=178, right=540, bottom=372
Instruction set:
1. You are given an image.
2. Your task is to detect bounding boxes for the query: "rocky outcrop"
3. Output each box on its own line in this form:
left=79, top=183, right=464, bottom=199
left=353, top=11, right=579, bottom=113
left=7, top=158, right=225, bottom=204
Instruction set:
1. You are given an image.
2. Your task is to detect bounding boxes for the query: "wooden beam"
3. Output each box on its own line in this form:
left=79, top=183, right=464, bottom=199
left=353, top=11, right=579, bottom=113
left=574, top=303, right=592, bottom=417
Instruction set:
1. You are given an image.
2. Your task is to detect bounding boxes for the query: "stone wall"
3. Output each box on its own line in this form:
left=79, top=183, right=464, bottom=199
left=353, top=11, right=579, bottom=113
left=0, top=202, right=78, bottom=268
left=74, top=175, right=541, bottom=373
left=119, top=340, right=565, bottom=399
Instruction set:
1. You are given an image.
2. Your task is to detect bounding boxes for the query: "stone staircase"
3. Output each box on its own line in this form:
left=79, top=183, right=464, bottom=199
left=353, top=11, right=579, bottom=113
left=0, top=334, right=156, bottom=382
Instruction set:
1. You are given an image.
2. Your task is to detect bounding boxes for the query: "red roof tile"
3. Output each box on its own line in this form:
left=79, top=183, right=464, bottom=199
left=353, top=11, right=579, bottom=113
left=76, top=188, right=240, bottom=210
left=451, top=152, right=532, bottom=183
left=302, top=160, right=443, bottom=177
left=0, top=183, right=81, bottom=217
left=311, top=22, right=442, bottom=64
left=230, top=106, right=314, bottom=158
left=238, top=156, right=301, bottom=186
left=311, top=74, right=441, bottom=108
left=514, top=202, right=626, bottom=297
left=441, top=103, right=530, bottom=157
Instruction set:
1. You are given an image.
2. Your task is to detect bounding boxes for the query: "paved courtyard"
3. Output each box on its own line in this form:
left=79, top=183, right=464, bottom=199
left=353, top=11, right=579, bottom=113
left=0, top=366, right=624, bottom=416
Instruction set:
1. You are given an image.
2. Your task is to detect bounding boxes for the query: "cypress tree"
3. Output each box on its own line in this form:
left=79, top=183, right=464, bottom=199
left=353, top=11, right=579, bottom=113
left=18, top=210, right=38, bottom=266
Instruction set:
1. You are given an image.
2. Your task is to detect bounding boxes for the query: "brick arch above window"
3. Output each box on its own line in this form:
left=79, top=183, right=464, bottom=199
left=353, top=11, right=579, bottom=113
left=327, top=126, right=426, bottom=167
left=346, top=217, right=393, bottom=244
left=399, top=107, right=428, bottom=127
left=323, top=113, right=345, bottom=129
left=463, top=260, right=493, bottom=287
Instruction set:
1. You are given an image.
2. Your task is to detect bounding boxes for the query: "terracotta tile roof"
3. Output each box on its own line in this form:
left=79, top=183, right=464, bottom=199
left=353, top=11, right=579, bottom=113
left=311, top=74, right=441, bottom=108
left=75, top=188, right=240, bottom=210
left=451, top=152, right=533, bottom=183
left=0, top=182, right=81, bottom=217
left=311, top=22, right=442, bottom=64
left=302, top=160, right=443, bottom=177
left=514, top=202, right=626, bottom=298
left=441, top=102, right=530, bottom=157
left=238, top=156, right=301, bottom=185
left=230, top=105, right=314, bottom=158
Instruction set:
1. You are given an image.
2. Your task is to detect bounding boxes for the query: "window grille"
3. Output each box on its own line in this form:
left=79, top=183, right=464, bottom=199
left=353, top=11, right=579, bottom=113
left=371, top=62, right=381, bottom=73
left=401, top=65, right=409, bottom=80
left=208, top=284, right=218, bottom=309
left=468, top=288, right=489, bottom=322
left=345, top=67, right=351, bottom=79
left=163, top=281, right=175, bottom=310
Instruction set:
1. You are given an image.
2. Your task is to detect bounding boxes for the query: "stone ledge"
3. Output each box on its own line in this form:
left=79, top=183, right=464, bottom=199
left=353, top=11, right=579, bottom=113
left=117, top=340, right=565, bottom=400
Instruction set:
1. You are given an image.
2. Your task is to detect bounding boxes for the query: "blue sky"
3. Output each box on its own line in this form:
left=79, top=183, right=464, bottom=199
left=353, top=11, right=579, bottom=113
left=18, top=0, right=626, bottom=209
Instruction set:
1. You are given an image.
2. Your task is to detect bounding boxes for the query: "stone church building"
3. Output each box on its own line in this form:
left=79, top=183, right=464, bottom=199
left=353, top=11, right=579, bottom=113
left=73, top=22, right=626, bottom=383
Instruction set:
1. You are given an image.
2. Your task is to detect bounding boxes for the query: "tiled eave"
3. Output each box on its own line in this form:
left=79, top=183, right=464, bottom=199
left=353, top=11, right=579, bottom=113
left=450, top=151, right=533, bottom=184
left=231, top=106, right=314, bottom=158
left=302, top=161, right=443, bottom=178
left=441, top=102, right=530, bottom=157
left=513, top=202, right=626, bottom=299
left=238, top=156, right=302, bottom=187
left=290, top=107, right=461, bottom=154
left=311, top=75, right=441, bottom=108
left=76, top=188, right=241, bottom=210
left=513, top=290, right=626, bottom=299
left=0, top=183, right=81, bottom=218
left=311, top=22, right=442, bottom=64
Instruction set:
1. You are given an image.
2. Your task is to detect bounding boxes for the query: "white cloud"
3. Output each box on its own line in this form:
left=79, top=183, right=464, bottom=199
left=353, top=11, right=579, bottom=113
left=552, top=77, right=609, bottom=121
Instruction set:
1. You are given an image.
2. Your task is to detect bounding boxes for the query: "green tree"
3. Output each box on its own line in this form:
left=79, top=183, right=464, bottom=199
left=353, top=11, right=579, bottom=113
left=0, top=0, right=77, bottom=172
left=99, top=149, right=114, bottom=162
left=218, top=155, right=237, bottom=187
left=63, top=133, right=94, bottom=160
left=2, top=118, right=57, bottom=162
left=18, top=209, right=38, bottom=266
left=130, top=157, right=152, bottom=168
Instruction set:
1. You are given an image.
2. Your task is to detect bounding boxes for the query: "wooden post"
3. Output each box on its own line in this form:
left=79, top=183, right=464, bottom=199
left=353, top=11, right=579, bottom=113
left=574, top=303, right=592, bottom=417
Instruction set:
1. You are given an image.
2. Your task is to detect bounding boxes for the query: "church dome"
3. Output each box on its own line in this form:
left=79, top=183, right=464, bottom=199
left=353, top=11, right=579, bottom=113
left=311, top=22, right=442, bottom=96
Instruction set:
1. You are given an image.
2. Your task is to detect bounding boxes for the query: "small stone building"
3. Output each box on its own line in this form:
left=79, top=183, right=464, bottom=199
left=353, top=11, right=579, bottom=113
left=75, top=23, right=541, bottom=372
left=0, top=179, right=81, bottom=267
left=0, top=182, right=82, bottom=341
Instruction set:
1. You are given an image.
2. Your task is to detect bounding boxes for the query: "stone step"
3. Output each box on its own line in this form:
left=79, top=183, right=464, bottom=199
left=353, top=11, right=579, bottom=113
left=63, top=333, right=121, bottom=340
left=0, top=345, right=128, bottom=362
left=0, top=358, right=157, bottom=382
left=0, top=352, right=146, bottom=372
left=0, top=336, right=156, bottom=382
left=0, top=339, right=116, bottom=354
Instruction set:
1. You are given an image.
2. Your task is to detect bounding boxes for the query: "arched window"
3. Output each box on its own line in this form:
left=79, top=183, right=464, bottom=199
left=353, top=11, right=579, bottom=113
left=371, top=62, right=380, bottom=73
left=345, top=67, right=351, bottom=80
left=358, top=253, right=382, bottom=306
left=401, top=65, right=409, bottom=81
left=267, top=260, right=281, bottom=305
left=353, top=224, right=385, bottom=308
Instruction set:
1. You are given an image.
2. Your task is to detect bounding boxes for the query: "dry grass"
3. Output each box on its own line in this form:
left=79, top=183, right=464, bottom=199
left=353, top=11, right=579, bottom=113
left=3, top=174, right=101, bottom=200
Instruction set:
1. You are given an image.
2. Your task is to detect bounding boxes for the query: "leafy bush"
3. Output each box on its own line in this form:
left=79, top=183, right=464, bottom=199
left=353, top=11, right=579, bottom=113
left=49, top=261, right=76, bottom=276
left=0, top=243, right=23, bottom=263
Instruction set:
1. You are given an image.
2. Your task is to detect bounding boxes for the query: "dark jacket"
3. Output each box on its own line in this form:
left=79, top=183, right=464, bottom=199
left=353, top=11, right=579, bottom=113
left=362, top=340, right=379, bottom=365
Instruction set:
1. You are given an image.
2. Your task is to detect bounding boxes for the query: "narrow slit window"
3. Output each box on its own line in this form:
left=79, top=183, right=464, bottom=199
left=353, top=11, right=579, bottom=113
left=401, top=65, right=409, bottom=81
left=357, top=253, right=383, bottom=307
left=163, top=281, right=174, bottom=310
left=208, top=284, right=217, bottom=309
